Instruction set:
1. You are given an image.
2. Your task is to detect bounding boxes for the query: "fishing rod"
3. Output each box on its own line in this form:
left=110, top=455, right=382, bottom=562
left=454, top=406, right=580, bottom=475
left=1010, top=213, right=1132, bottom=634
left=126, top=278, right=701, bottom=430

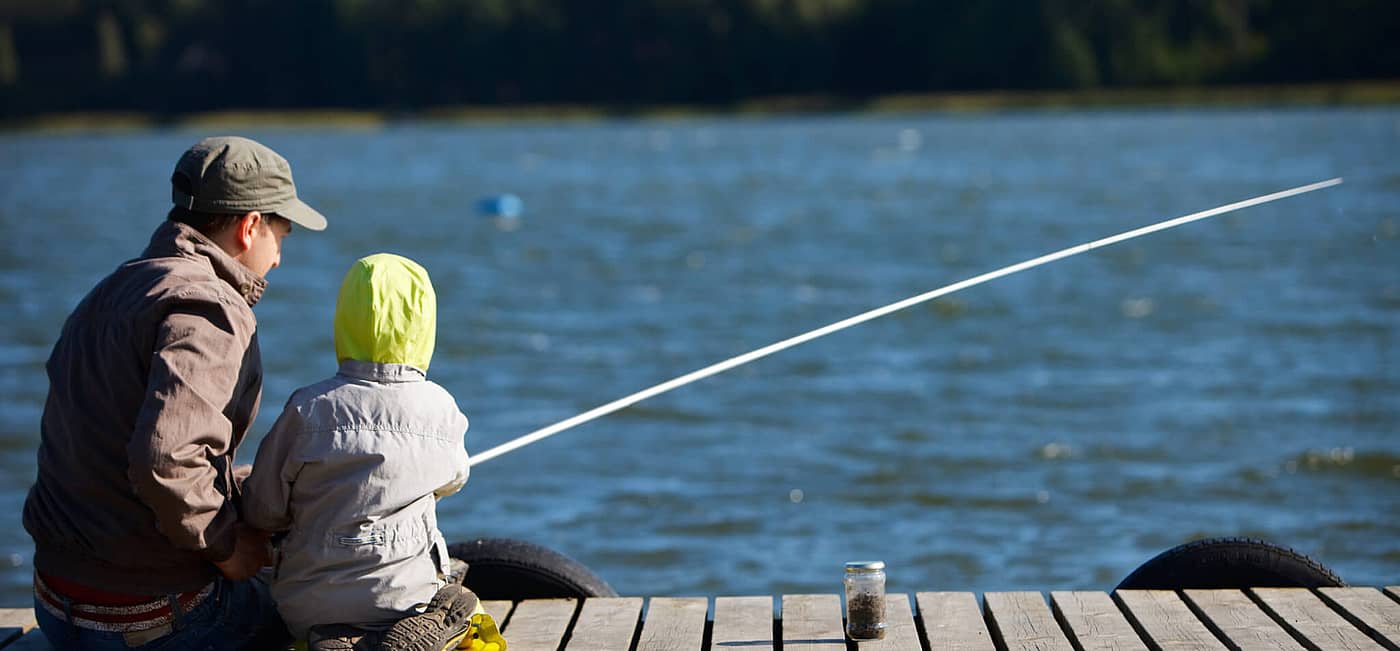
left=468, top=177, right=1343, bottom=467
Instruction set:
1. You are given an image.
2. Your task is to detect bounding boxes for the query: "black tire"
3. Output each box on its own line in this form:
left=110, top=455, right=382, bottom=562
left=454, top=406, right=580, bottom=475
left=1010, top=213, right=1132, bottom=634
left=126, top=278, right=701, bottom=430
left=447, top=538, right=618, bottom=600
left=1116, top=537, right=1346, bottom=590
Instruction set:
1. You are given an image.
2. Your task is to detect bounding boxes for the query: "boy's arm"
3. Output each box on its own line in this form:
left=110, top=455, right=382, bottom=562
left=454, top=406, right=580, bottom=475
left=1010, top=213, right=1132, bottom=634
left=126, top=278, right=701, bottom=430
left=434, top=411, right=471, bottom=499
left=241, top=400, right=305, bottom=532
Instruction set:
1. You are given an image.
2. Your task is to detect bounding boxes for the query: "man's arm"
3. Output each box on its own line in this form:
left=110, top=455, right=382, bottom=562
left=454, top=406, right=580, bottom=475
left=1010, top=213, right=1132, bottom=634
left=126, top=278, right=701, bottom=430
left=213, top=524, right=273, bottom=581
left=126, top=301, right=252, bottom=568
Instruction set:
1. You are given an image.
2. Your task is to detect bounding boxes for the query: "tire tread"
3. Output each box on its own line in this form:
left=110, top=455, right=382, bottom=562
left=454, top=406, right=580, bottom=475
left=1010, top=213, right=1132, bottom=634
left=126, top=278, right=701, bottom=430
left=1116, top=537, right=1345, bottom=590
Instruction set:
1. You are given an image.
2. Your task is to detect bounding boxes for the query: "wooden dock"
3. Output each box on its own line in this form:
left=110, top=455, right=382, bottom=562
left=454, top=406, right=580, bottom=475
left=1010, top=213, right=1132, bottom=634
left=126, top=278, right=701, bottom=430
left=3, top=587, right=1398, bottom=649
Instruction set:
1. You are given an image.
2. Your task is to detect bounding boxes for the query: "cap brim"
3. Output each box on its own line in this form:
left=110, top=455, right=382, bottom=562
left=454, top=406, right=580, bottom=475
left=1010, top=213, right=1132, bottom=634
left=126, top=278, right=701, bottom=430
left=274, top=198, right=328, bottom=231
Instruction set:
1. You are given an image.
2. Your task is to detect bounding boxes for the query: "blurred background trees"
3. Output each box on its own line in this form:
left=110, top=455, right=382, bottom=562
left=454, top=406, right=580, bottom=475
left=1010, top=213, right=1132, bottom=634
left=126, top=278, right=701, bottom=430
left=0, top=0, right=1396, bottom=117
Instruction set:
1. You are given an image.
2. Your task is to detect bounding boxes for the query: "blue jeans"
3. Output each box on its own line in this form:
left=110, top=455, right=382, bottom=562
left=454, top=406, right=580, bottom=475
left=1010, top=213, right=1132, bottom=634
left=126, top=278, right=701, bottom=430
left=34, top=575, right=289, bottom=650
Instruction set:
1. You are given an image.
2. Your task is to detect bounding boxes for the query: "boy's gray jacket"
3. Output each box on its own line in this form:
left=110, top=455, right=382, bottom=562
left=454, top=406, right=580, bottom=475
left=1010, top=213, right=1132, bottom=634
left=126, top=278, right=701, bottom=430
left=242, top=360, right=470, bottom=638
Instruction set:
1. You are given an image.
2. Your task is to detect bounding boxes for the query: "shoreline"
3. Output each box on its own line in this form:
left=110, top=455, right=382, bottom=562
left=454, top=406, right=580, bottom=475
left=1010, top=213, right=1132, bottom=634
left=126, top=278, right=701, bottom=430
left=3, top=79, right=1399, bottom=133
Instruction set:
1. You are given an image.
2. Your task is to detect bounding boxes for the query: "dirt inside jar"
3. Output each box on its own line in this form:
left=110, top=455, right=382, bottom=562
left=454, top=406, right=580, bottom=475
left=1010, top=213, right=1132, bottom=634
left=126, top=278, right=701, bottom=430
left=846, top=592, right=886, bottom=640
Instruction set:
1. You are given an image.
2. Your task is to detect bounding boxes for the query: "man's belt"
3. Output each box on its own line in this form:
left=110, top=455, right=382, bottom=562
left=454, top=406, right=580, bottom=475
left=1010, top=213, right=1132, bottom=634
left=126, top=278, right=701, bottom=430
left=33, top=572, right=214, bottom=633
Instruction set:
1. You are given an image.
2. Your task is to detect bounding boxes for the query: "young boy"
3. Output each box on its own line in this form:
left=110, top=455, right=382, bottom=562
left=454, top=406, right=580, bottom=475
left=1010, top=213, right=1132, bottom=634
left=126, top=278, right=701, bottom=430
left=243, top=253, right=492, bottom=650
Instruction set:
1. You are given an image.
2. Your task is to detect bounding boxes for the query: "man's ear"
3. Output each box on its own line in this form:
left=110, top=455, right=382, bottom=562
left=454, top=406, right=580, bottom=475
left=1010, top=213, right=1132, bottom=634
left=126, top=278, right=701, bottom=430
left=233, top=211, right=263, bottom=252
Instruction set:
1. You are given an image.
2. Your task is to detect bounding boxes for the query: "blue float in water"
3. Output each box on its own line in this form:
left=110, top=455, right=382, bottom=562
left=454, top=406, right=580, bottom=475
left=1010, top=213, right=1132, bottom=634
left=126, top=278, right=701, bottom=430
left=477, top=194, right=523, bottom=218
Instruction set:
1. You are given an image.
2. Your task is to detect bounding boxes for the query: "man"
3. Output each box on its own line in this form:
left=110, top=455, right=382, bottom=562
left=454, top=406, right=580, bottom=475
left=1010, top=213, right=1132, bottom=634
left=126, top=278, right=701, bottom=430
left=23, top=136, right=328, bottom=650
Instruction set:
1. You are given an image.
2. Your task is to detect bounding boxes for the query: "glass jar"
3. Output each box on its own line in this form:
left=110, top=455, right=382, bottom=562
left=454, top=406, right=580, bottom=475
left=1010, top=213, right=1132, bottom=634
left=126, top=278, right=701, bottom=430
left=843, top=560, right=887, bottom=640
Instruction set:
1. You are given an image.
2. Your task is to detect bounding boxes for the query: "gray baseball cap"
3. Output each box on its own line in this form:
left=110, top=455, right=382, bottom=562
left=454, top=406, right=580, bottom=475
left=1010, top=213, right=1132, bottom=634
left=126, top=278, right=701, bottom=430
left=171, top=136, right=328, bottom=231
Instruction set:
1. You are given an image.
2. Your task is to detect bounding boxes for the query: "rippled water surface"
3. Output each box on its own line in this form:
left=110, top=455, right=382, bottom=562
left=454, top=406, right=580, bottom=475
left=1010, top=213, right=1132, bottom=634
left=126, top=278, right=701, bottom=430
left=1, top=108, right=1396, bottom=604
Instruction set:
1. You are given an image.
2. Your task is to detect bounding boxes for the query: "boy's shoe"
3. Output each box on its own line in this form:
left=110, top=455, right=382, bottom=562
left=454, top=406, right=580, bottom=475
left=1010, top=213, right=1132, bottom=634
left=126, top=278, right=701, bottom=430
left=309, top=623, right=383, bottom=651
left=377, top=584, right=490, bottom=651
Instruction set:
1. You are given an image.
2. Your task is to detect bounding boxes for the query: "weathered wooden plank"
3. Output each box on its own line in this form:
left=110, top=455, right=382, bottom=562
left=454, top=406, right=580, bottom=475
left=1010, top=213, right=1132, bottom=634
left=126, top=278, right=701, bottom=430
left=855, top=593, right=920, bottom=650
left=1317, top=588, right=1400, bottom=650
left=563, top=597, right=643, bottom=651
left=8, top=588, right=1394, bottom=651
left=1049, top=591, right=1148, bottom=651
left=636, top=597, right=707, bottom=651
left=983, top=591, right=1075, bottom=651
left=481, top=599, right=515, bottom=613
left=0, top=610, right=35, bottom=631
left=1252, top=588, right=1384, bottom=651
left=0, top=608, right=36, bottom=650
left=713, top=596, right=774, bottom=651
left=781, top=594, right=846, bottom=651
left=1182, top=589, right=1306, bottom=651
left=916, top=591, right=994, bottom=651
left=1116, top=590, right=1227, bottom=650
left=481, top=600, right=514, bottom=623
left=498, top=598, right=577, bottom=651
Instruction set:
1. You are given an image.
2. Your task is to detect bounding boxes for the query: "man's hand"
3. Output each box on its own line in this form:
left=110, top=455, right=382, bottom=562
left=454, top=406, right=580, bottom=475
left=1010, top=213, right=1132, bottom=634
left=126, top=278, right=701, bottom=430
left=212, top=524, right=273, bottom=581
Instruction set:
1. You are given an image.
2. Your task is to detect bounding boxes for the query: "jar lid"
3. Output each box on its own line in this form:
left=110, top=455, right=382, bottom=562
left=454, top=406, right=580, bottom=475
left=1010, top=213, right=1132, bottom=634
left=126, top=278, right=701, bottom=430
left=845, top=560, right=885, bottom=571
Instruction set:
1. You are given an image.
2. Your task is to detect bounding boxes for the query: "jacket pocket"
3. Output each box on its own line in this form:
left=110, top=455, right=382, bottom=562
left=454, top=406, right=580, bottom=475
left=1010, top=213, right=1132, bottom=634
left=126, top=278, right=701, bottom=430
left=325, top=519, right=423, bottom=557
left=335, top=531, right=387, bottom=547
left=320, top=514, right=439, bottom=580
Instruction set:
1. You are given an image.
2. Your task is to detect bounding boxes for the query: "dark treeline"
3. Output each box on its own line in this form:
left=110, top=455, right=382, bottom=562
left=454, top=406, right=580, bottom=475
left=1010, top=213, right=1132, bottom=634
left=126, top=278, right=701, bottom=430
left=1, top=0, right=1398, bottom=118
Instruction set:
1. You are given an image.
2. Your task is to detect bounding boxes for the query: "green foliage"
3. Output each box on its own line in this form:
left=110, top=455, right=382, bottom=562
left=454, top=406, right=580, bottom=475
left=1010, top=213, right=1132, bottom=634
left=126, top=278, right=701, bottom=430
left=0, top=0, right=1395, bottom=117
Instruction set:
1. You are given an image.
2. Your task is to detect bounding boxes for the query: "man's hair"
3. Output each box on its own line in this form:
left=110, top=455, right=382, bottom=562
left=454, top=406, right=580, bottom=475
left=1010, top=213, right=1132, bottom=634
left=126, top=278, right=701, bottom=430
left=167, top=205, right=244, bottom=236
left=167, top=172, right=291, bottom=237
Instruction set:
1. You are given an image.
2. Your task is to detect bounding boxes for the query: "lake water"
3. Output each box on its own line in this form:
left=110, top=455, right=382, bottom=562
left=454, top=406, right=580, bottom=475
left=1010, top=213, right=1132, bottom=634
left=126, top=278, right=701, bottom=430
left=1, top=107, right=1396, bottom=606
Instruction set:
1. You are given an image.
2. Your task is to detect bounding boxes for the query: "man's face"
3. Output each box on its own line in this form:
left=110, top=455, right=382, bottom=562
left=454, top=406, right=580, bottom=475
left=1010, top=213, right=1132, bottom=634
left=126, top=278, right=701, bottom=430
left=245, top=215, right=292, bottom=278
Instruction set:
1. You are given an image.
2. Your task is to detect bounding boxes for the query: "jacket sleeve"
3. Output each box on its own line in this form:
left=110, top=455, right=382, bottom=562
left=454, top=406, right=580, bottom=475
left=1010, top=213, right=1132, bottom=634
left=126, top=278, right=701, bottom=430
left=242, top=399, right=304, bottom=533
left=433, top=411, right=471, bottom=499
left=126, top=300, right=253, bottom=562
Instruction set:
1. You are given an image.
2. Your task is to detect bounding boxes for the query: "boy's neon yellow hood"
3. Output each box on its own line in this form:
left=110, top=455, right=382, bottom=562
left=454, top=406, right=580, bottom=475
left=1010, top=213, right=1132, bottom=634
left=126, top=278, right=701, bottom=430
left=334, top=253, right=437, bottom=372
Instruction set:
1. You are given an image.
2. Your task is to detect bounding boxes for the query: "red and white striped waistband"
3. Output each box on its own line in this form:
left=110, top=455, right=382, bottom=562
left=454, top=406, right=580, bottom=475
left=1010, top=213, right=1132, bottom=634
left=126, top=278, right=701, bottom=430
left=33, top=573, right=214, bottom=633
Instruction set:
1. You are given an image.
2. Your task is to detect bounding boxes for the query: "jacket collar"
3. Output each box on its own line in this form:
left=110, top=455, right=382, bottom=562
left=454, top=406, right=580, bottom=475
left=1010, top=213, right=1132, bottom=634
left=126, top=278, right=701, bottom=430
left=142, top=220, right=267, bottom=306
left=337, top=359, right=427, bottom=383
